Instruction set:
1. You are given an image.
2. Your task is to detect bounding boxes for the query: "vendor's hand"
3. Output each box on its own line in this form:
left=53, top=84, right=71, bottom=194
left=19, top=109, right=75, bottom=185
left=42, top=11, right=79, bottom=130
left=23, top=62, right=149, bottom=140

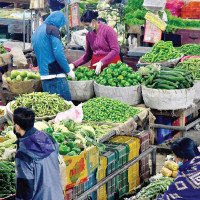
left=67, top=70, right=75, bottom=80
left=93, top=61, right=103, bottom=75
left=69, top=64, right=75, bottom=71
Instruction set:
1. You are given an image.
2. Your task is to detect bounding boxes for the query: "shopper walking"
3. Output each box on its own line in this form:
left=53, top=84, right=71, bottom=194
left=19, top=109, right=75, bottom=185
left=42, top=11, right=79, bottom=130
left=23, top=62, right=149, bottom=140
left=14, top=107, right=64, bottom=200
left=32, top=11, right=75, bottom=101
left=69, top=10, right=121, bottom=74
left=157, top=138, right=200, bottom=200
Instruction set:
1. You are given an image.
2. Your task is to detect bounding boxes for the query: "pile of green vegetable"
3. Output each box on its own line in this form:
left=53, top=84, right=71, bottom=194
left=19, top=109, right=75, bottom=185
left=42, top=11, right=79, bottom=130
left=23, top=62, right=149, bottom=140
left=143, top=67, right=194, bottom=89
left=176, top=57, right=200, bottom=80
left=0, top=44, right=8, bottom=54
left=67, top=67, right=97, bottom=81
left=140, top=41, right=181, bottom=63
left=96, top=61, right=143, bottom=87
left=138, top=64, right=159, bottom=75
left=177, top=44, right=200, bottom=56
left=36, top=119, right=104, bottom=156
left=6, top=70, right=40, bottom=82
left=136, top=177, right=174, bottom=199
left=123, top=0, right=200, bottom=34
left=83, top=97, right=141, bottom=123
left=0, top=160, right=16, bottom=198
left=11, top=92, right=72, bottom=117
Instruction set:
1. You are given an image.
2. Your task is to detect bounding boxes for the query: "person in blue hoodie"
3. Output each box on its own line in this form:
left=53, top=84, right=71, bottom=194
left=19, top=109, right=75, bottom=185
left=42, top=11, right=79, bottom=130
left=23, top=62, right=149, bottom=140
left=14, top=107, right=64, bottom=200
left=32, top=11, right=75, bottom=101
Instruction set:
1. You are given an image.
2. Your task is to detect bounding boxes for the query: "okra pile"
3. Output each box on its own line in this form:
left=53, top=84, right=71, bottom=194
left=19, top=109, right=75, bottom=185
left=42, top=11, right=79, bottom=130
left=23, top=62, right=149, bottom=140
left=11, top=92, right=72, bottom=117
left=83, top=97, right=141, bottom=123
left=143, top=68, right=194, bottom=89
left=177, top=44, right=200, bottom=56
left=140, top=41, right=181, bottom=63
left=0, top=160, right=15, bottom=198
left=176, top=57, right=200, bottom=80
left=136, top=177, right=174, bottom=199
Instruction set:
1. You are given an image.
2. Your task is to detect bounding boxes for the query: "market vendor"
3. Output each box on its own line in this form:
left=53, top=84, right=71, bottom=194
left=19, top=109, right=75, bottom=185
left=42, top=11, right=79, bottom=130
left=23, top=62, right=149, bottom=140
left=69, top=10, right=121, bottom=75
left=32, top=11, right=75, bottom=101
left=157, top=138, right=200, bottom=200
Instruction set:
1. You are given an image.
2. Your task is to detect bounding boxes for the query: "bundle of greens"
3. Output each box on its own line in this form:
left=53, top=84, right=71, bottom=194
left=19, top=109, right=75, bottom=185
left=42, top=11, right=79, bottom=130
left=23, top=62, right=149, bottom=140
left=177, top=44, right=200, bottom=56
left=0, top=160, right=16, bottom=198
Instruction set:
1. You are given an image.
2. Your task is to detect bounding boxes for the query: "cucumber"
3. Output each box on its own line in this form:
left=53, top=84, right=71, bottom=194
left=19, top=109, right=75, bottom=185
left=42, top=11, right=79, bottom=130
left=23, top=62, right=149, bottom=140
left=160, top=71, right=184, bottom=77
left=157, top=75, right=185, bottom=82
left=156, top=84, right=177, bottom=90
left=153, top=79, right=178, bottom=88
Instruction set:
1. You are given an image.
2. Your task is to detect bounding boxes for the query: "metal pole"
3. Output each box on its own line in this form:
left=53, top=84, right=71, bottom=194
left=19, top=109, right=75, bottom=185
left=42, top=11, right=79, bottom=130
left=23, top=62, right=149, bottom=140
left=76, top=146, right=157, bottom=200
left=65, top=0, right=70, bottom=43
left=23, top=10, right=26, bottom=50
left=151, top=147, right=157, bottom=176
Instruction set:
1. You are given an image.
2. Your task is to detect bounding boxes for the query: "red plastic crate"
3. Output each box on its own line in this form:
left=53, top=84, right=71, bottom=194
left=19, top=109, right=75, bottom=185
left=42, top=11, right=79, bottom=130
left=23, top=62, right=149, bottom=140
left=64, top=189, right=73, bottom=200
left=181, top=1, right=200, bottom=19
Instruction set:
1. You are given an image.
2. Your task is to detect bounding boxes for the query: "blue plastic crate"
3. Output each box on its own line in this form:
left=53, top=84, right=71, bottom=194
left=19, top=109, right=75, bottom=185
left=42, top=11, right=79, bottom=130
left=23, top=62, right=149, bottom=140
left=83, top=169, right=97, bottom=200
left=156, top=115, right=172, bottom=144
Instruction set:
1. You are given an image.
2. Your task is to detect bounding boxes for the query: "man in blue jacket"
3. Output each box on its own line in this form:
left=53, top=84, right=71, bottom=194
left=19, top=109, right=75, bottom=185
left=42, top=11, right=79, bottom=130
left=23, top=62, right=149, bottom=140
left=32, top=11, right=74, bottom=101
left=14, top=107, right=64, bottom=200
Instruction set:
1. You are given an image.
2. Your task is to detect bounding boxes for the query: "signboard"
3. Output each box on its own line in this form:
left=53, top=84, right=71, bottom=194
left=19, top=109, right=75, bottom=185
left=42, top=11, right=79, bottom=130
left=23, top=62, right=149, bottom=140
left=144, top=20, right=162, bottom=43
left=70, top=4, right=80, bottom=27
left=145, top=11, right=167, bottom=31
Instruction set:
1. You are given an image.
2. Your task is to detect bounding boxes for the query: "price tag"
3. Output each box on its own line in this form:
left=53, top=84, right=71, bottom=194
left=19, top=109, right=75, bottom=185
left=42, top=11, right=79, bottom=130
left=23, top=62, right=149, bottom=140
left=145, top=11, right=167, bottom=31
left=144, top=20, right=162, bottom=43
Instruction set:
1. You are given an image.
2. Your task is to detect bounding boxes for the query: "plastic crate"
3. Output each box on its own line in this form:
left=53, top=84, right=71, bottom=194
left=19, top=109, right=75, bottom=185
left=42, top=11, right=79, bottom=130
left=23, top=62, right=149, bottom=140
left=72, top=184, right=84, bottom=199
left=84, top=169, right=97, bottom=200
left=86, top=146, right=99, bottom=174
left=181, top=1, right=200, bottom=19
left=98, top=156, right=107, bottom=200
left=64, top=189, right=73, bottom=200
left=107, top=136, right=140, bottom=191
left=100, top=150, right=117, bottom=200
left=104, top=142, right=129, bottom=198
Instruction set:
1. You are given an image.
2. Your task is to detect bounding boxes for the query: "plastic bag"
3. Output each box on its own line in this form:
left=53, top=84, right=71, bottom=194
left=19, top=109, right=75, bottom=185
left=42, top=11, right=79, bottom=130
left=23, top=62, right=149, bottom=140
left=55, top=103, right=83, bottom=124
left=70, top=30, right=88, bottom=49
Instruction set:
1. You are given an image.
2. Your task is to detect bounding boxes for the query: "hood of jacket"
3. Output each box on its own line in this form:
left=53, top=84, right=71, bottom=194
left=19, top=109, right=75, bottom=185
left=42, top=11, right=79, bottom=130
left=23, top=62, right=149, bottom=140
left=44, top=11, right=66, bottom=28
left=18, top=127, right=57, bottom=160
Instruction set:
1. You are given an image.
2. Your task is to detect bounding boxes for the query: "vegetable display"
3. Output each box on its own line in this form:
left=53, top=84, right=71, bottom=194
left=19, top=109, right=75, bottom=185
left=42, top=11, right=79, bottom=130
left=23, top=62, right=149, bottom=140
left=140, top=41, right=181, bottom=63
left=138, top=64, right=159, bottom=75
left=176, top=57, right=200, bottom=80
left=177, top=44, right=200, bottom=56
left=0, top=138, right=16, bottom=157
left=67, top=67, right=97, bottom=81
left=96, top=61, right=143, bottom=87
left=0, top=160, right=16, bottom=198
left=6, top=70, right=40, bottom=82
left=41, top=119, right=105, bottom=156
left=0, top=44, right=8, bottom=54
left=11, top=92, right=72, bottom=117
left=83, top=97, right=141, bottom=123
left=136, top=177, right=174, bottom=199
left=143, top=68, right=194, bottom=89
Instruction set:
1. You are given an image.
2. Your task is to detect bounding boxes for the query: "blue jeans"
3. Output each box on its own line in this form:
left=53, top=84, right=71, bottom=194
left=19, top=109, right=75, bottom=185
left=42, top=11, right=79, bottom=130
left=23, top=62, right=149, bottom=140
left=42, top=78, right=72, bottom=101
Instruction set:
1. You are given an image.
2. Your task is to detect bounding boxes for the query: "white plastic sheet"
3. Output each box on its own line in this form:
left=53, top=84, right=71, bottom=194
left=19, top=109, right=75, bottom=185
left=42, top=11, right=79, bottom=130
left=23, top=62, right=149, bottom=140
left=94, top=82, right=142, bottom=105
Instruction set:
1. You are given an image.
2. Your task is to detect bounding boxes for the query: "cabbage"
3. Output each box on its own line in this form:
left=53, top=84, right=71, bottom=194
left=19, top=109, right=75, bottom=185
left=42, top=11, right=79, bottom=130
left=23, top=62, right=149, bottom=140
left=61, top=118, right=76, bottom=131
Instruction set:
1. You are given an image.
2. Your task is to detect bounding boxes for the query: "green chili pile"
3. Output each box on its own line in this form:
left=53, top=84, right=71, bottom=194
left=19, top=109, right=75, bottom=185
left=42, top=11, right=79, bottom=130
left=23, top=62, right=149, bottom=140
left=83, top=97, right=141, bottom=123
left=177, top=44, right=200, bottom=56
left=176, top=57, right=200, bottom=80
left=140, top=41, right=181, bottom=63
left=136, top=177, right=174, bottom=199
left=0, top=160, right=15, bottom=198
left=11, top=92, right=72, bottom=117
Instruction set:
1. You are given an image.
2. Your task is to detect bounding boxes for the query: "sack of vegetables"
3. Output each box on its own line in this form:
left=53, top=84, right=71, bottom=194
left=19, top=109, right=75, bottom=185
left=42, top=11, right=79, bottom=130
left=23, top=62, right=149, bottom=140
left=67, top=67, right=97, bottom=101
left=94, top=62, right=143, bottom=105
left=142, top=68, right=195, bottom=110
left=139, top=40, right=183, bottom=67
left=2, top=69, right=42, bottom=94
